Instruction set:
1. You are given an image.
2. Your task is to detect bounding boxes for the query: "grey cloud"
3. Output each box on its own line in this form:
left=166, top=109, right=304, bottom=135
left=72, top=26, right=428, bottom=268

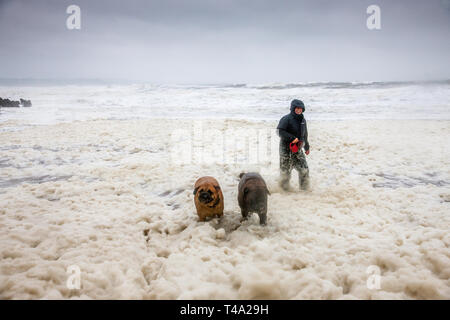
left=0, top=0, right=449, bottom=83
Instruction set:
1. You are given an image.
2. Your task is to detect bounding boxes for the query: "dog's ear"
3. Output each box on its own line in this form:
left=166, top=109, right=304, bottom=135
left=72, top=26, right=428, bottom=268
left=239, top=172, right=245, bottom=179
left=193, top=187, right=199, bottom=195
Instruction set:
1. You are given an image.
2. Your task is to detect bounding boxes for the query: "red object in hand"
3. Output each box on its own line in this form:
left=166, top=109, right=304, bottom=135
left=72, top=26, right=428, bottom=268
left=305, top=150, right=310, bottom=155
left=289, top=142, right=298, bottom=153
left=289, top=140, right=303, bottom=153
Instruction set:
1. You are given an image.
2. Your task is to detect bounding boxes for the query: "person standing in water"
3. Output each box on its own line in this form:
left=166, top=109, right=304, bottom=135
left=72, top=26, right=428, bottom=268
left=277, top=99, right=310, bottom=191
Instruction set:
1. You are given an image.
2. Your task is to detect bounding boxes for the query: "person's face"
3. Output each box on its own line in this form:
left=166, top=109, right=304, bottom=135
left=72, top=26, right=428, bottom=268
left=295, top=107, right=303, bottom=115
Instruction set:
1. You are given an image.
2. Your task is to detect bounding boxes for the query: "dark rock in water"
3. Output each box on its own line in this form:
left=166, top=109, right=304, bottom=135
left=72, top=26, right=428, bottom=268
left=20, top=99, right=32, bottom=107
left=0, top=98, right=20, bottom=108
left=0, top=97, right=32, bottom=108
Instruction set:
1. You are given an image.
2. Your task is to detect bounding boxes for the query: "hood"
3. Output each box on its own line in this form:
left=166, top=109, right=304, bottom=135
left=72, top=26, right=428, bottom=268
left=290, top=99, right=305, bottom=119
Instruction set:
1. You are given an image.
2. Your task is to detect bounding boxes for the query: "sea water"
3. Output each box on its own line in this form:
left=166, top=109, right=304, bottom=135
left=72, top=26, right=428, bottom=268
left=0, top=81, right=449, bottom=129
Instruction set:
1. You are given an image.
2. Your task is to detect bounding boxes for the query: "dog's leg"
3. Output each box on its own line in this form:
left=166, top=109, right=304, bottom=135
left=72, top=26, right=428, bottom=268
left=240, top=209, right=249, bottom=222
left=258, top=207, right=267, bottom=225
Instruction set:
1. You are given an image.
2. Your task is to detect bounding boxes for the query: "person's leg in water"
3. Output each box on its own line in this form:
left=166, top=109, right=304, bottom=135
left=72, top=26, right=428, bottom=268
left=292, top=150, right=310, bottom=191
left=279, top=148, right=293, bottom=191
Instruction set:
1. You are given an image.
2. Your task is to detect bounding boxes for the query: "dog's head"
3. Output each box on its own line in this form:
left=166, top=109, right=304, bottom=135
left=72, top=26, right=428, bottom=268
left=193, top=183, right=221, bottom=207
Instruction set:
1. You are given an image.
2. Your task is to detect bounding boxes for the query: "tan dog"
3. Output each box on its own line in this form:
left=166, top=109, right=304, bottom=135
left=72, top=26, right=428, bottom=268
left=193, top=176, right=224, bottom=221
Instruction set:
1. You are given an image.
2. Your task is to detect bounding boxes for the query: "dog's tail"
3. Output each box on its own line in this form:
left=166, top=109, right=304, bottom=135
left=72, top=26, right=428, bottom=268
left=239, top=172, right=246, bottom=179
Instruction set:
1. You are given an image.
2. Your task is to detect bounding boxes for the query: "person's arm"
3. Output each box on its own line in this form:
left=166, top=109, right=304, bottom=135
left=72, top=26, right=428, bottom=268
left=277, top=116, right=297, bottom=143
left=278, top=128, right=296, bottom=142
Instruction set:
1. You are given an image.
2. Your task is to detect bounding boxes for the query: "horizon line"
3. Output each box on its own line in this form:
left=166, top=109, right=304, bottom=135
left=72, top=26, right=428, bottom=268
left=0, top=78, right=449, bottom=87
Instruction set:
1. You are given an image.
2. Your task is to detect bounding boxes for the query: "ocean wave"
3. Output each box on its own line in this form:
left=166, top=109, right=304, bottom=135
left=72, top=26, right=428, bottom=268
left=247, top=81, right=448, bottom=90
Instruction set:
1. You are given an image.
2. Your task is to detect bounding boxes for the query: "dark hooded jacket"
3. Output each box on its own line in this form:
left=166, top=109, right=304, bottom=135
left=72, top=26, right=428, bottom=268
left=277, top=100, right=310, bottom=153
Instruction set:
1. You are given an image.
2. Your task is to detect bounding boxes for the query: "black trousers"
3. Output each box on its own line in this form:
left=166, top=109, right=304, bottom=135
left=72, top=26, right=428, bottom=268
left=279, top=146, right=309, bottom=191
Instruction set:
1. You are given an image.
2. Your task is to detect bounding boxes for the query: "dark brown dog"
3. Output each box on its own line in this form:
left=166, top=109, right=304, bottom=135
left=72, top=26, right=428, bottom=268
left=238, top=172, right=270, bottom=225
left=193, top=176, right=224, bottom=221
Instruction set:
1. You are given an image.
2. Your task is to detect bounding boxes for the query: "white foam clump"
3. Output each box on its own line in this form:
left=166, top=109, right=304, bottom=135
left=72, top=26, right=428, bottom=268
left=0, top=118, right=449, bottom=299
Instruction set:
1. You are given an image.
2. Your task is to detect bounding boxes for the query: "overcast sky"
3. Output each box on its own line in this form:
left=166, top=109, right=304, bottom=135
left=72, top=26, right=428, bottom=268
left=0, top=0, right=449, bottom=83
